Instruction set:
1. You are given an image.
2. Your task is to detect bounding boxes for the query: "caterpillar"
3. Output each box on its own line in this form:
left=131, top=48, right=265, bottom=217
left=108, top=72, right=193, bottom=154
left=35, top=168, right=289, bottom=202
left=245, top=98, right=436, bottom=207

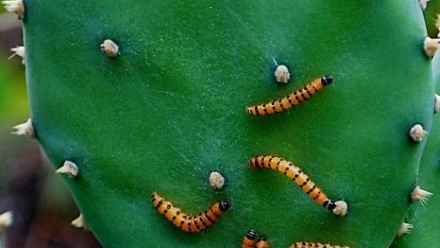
left=290, top=241, right=350, bottom=248
left=248, top=155, right=347, bottom=216
left=246, top=75, right=333, bottom=116
left=151, top=192, right=231, bottom=232
left=255, top=236, right=271, bottom=248
left=241, top=229, right=257, bottom=248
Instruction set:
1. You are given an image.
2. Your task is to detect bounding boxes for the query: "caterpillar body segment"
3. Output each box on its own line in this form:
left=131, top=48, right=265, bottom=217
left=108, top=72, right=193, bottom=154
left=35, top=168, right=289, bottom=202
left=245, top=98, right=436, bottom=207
left=151, top=192, right=231, bottom=232
left=246, top=76, right=333, bottom=116
left=248, top=155, right=347, bottom=216
left=290, top=241, right=350, bottom=248
left=241, top=229, right=257, bottom=248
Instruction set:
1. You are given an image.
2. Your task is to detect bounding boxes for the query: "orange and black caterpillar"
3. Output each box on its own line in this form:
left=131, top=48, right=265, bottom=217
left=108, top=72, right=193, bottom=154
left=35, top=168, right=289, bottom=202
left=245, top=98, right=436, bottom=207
left=290, top=241, right=350, bottom=248
left=246, top=75, right=333, bottom=116
left=248, top=155, right=347, bottom=216
left=241, top=229, right=257, bottom=248
left=151, top=192, right=231, bottom=232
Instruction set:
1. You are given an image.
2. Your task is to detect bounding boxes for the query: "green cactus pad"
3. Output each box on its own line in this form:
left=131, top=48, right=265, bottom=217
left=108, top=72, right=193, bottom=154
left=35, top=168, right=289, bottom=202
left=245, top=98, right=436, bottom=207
left=390, top=46, right=440, bottom=248
left=22, top=0, right=437, bottom=247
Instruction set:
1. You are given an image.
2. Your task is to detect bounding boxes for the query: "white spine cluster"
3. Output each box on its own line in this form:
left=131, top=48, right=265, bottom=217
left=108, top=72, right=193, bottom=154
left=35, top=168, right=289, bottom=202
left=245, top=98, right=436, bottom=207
left=0, top=211, right=13, bottom=231
left=100, top=39, right=119, bottom=57
left=409, top=124, right=428, bottom=142
left=2, top=0, right=24, bottom=19
left=397, top=222, right=413, bottom=236
left=56, top=161, right=79, bottom=178
left=9, top=46, right=25, bottom=64
left=424, top=37, right=440, bottom=57
left=71, top=214, right=86, bottom=229
left=11, top=118, right=34, bottom=138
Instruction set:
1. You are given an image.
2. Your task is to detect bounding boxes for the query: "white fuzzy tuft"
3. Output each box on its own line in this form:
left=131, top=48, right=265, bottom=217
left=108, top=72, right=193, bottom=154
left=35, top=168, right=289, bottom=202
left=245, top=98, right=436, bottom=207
left=274, top=65, right=290, bottom=83
left=2, top=0, right=24, bottom=19
left=209, top=171, right=225, bottom=190
left=409, top=124, right=428, bottom=142
left=411, top=186, right=433, bottom=205
left=424, top=37, right=440, bottom=57
left=100, top=39, right=119, bottom=57
left=56, top=161, right=79, bottom=178
left=435, top=94, right=440, bottom=113
left=397, top=222, right=413, bottom=236
left=11, top=118, right=34, bottom=138
left=0, top=211, right=13, bottom=231
left=71, top=214, right=86, bottom=229
left=9, top=46, right=25, bottom=64
left=419, top=0, right=430, bottom=10
left=332, top=200, right=348, bottom=216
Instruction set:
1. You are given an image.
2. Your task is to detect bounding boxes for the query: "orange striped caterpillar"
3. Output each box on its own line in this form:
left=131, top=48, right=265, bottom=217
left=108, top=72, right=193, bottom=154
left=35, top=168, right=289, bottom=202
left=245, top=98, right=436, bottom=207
left=248, top=155, right=347, bottom=216
left=151, top=192, right=231, bottom=232
left=290, top=241, right=350, bottom=248
left=255, top=236, right=271, bottom=248
left=241, top=229, right=257, bottom=248
left=246, top=75, right=333, bottom=116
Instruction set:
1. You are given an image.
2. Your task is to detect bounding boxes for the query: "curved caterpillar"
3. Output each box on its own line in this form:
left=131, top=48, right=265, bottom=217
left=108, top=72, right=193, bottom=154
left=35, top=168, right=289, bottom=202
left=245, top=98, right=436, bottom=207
left=248, top=155, right=347, bottom=216
left=290, top=241, right=350, bottom=248
left=151, top=192, right=231, bottom=232
left=246, top=75, right=333, bottom=116
left=241, top=229, right=257, bottom=248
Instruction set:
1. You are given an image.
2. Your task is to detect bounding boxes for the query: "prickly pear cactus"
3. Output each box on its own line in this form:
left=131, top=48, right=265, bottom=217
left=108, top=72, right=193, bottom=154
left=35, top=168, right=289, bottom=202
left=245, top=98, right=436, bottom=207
left=390, top=44, right=440, bottom=248
left=5, top=0, right=440, bottom=247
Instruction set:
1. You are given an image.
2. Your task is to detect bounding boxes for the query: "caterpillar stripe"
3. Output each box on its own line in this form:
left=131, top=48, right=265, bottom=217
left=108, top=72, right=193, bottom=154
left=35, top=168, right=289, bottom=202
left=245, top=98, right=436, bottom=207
left=151, top=192, right=231, bottom=232
left=241, top=229, right=257, bottom=248
left=248, top=155, right=347, bottom=216
left=290, top=241, right=350, bottom=248
left=246, top=75, right=333, bottom=116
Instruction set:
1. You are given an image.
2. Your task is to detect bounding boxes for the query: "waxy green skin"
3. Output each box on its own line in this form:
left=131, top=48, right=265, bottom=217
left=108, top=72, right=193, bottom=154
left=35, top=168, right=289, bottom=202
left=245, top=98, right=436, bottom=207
left=22, top=0, right=438, bottom=247
left=391, top=46, right=440, bottom=248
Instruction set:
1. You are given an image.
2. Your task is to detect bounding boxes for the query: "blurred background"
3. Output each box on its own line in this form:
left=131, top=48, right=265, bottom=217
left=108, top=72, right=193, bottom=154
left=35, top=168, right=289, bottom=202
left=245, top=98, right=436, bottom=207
left=0, top=9, right=100, bottom=248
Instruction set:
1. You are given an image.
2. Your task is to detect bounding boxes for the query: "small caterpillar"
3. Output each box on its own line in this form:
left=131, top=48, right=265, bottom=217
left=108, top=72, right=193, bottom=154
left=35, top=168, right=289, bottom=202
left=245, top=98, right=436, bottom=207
left=255, top=236, right=271, bottom=248
left=151, top=192, right=231, bottom=232
left=246, top=75, right=333, bottom=116
left=241, top=229, right=257, bottom=248
left=248, top=155, right=347, bottom=216
left=290, top=241, right=350, bottom=248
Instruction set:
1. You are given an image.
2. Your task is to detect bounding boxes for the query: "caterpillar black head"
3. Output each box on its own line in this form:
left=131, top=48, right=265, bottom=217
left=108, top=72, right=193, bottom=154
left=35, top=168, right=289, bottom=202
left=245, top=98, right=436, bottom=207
left=321, top=75, right=333, bottom=85
left=246, top=229, right=257, bottom=240
left=256, top=236, right=267, bottom=242
left=255, top=236, right=270, bottom=248
left=219, top=201, right=231, bottom=211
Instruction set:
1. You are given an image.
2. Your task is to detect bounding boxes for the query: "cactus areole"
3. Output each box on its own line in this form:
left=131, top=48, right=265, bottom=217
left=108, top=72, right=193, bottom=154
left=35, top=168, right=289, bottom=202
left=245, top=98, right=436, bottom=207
left=15, top=0, right=440, bottom=247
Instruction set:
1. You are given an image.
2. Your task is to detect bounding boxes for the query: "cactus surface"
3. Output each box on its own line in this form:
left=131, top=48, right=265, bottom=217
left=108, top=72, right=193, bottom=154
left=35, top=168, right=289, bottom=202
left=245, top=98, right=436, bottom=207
left=9, top=0, right=440, bottom=247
